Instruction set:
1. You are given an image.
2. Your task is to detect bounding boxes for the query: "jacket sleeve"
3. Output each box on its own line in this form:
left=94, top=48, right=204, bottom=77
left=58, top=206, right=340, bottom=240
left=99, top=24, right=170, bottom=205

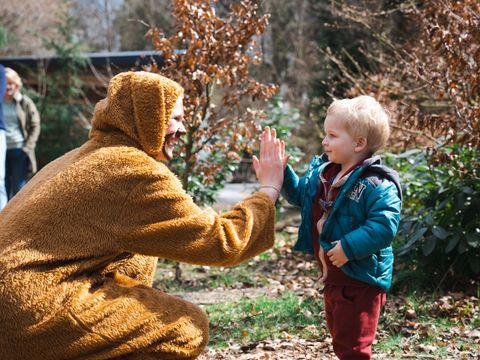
left=281, top=164, right=306, bottom=208
left=113, top=163, right=276, bottom=267
left=22, top=96, right=41, bottom=152
left=0, top=66, right=6, bottom=99
left=341, top=180, right=401, bottom=260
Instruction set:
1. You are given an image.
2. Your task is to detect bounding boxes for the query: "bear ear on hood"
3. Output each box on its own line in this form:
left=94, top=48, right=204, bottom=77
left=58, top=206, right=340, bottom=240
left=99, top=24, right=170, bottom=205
left=90, top=71, right=183, bottom=158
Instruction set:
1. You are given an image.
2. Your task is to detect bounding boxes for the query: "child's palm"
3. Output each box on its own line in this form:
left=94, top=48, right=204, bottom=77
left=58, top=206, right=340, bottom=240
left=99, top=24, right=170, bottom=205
left=252, top=127, right=288, bottom=189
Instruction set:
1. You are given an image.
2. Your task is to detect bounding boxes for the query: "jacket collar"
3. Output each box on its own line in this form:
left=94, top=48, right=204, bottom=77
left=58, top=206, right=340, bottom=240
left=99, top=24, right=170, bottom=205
left=316, top=153, right=381, bottom=167
left=315, top=154, right=382, bottom=173
left=13, top=92, right=23, bottom=103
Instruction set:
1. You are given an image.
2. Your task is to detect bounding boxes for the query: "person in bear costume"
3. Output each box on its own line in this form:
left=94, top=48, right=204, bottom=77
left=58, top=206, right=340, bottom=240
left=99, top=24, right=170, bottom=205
left=0, top=71, right=285, bottom=359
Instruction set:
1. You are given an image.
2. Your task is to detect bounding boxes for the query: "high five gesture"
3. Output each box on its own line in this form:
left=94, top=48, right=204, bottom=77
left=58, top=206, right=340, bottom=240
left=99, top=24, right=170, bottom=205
left=253, top=127, right=288, bottom=202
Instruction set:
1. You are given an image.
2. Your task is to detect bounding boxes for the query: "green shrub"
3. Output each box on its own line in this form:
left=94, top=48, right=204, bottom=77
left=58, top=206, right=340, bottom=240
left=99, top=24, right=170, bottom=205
left=31, top=0, right=90, bottom=169
left=386, top=145, right=480, bottom=291
left=169, top=148, right=238, bottom=206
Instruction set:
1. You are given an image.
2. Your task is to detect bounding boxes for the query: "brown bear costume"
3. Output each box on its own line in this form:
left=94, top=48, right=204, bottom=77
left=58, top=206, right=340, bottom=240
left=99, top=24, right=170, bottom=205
left=0, top=72, right=275, bottom=359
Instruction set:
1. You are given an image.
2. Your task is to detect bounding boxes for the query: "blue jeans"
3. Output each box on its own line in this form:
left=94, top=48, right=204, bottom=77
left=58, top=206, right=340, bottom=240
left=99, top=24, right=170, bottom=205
left=0, top=130, right=6, bottom=209
left=6, top=148, right=29, bottom=200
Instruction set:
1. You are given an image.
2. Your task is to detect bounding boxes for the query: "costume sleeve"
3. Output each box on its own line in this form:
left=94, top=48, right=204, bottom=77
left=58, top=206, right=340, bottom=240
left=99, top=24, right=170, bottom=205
left=341, top=180, right=401, bottom=260
left=110, top=254, right=158, bottom=286
left=281, top=164, right=305, bottom=208
left=22, top=96, right=41, bottom=152
left=114, top=164, right=276, bottom=267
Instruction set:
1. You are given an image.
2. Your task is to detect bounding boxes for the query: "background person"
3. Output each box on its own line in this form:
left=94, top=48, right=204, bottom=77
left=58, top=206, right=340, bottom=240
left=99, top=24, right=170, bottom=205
left=0, top=64, right=7, bottom=209
left=3, top=67, right=40, bottom=200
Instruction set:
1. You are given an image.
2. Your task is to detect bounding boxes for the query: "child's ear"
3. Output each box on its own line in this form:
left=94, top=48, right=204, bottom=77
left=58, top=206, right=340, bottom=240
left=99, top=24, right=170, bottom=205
left=354, top=137, right=367, bottom=153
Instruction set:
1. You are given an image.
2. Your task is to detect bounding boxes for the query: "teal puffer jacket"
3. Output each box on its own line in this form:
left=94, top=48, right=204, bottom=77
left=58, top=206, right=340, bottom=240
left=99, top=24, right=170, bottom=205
left=281, top=154, right=402, bottom=291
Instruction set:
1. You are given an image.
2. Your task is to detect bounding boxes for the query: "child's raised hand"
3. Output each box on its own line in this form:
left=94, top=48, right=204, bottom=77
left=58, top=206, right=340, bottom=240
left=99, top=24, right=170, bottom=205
left=252, top=127, right=288, bottom=202
left=327, top=241, right=348, bottom=267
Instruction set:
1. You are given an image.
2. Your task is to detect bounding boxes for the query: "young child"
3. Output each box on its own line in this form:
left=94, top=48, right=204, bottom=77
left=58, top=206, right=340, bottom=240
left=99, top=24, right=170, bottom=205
left=280, top=95, right=402, bottom=359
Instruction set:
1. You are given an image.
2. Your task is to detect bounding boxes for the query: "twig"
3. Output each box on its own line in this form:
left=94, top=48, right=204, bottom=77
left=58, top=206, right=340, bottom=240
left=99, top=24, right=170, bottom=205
left=434, top=253, right=461, bottom=293
left=389, top=123, right=441, bottom=145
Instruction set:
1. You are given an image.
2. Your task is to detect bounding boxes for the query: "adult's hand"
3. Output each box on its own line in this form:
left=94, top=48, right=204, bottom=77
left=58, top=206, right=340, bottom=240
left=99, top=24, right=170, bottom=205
left=252, top=127, right=288, bottom=202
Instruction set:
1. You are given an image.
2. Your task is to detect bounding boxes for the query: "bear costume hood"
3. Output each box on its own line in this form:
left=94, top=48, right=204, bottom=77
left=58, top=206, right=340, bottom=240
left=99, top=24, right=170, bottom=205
left=89, top=71, right=184, bottom=158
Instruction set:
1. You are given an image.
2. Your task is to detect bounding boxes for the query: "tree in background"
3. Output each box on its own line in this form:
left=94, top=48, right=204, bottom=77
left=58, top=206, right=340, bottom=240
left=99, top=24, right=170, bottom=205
left=114, top=0, right=174, bottom=51
left=255, top=0, right=320, bottom=162
left=0, top=0, right=60, bottom=56
left=70, top=0, right=178, bottom=53
left=410, top=0, right=479, bottom=148
left=319, top=0, right=478, bottom=149
left=148, top=0, right=277, bottom=205
left=69, top=0, right=123, bottom=52
left=33, top=0, right=90, bottom=168
left=147, top=0, right=277, bottom=281
left=259, top=0, right=318, bottom=106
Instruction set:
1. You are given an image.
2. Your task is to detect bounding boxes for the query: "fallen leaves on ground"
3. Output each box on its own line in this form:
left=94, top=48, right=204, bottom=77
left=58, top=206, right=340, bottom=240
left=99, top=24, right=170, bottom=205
left=198, top=336, right=338, bottom=360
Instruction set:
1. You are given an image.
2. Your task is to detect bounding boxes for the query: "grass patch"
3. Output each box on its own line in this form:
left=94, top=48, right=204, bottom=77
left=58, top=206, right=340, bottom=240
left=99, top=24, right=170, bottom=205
left=376, top=333, right=402, bottom=353
left=153, top=231, right=308, bottom=295
left=154, top=260, right=271, bottom=295
left=206, top=291, right=324, bottom=348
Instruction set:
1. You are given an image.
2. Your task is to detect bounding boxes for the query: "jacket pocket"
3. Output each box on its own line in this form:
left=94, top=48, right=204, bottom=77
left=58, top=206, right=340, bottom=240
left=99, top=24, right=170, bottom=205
left=341, top=286, right=357, bottom=304
left=355, top=253, right=379, bottom=277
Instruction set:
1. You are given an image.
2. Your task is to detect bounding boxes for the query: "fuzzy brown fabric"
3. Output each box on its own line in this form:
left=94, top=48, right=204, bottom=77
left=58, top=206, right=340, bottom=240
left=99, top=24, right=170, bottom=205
left=0, top=71, right=275, bottom=360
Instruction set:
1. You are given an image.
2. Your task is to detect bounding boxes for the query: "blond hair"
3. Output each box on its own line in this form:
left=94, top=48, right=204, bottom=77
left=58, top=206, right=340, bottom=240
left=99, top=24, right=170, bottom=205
left=5, top=67, right=23, bottom=90
left=327, top=95, right=390, bottom=153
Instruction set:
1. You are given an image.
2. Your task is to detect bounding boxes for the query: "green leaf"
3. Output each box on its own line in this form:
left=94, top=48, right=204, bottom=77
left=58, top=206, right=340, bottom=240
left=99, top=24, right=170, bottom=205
left=469, top=255, right=480, bottom=274
left=422, top=235, right=437, bottom=256
left=402, top=221, right=413, bottom=233
left=415, top=165, right=430, bottom=172
left=445, top=234, right=460, bottom=253
left=411, top=227, right=429, bottom=243
left=457, top=239, right=468, bottom=254
left=397, top=227, right=428, bottom=256
left=432, top=226, right=450, bottom=240
left=454, top=192, right=466, bottom=210
left=437, top=199, right=448, bottom=210
left=425, top=214, right=435, bottom=226
left=465, top=232, right=479, bottom=248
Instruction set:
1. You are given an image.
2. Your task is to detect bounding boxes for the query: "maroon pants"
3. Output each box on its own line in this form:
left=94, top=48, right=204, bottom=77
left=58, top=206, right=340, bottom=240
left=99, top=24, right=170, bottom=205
left=324, top=284, right=386, bottom=360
